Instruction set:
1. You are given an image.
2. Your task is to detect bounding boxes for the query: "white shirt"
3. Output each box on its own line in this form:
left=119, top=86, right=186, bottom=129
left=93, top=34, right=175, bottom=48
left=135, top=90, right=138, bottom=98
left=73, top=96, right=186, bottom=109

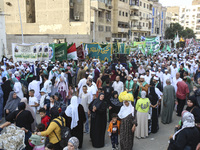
left=144, top=75, right=151, bottom=84
left=156, top=71, right=163, bottom=82
left=13, top=82, right=24, bottom=99
left=172, top=77, right=182, bottom=93
left=87, top=84, right=97, bottom=102
left=80, top=92, right=91, bottom=112
left=170, top=66, right=178, bottom=79
left=78, top=78, right=87, bottom=95
left=29, top=96, right=38, bottom=114
left=44, top=80, right=52, bottom=94
left=28, top=78, right=42, bottom=100
left=112, top=81, right=124, bottom=95
left=163, top=73, right=171, bottom=88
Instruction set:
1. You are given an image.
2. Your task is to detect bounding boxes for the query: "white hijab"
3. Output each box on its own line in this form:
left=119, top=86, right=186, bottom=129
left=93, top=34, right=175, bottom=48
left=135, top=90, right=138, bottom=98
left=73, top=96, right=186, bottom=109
left=65, top=96, right=79, bottom=129
left=118, top=101, right=134, bottom=119
left=172, top=111, right=195, bottom=140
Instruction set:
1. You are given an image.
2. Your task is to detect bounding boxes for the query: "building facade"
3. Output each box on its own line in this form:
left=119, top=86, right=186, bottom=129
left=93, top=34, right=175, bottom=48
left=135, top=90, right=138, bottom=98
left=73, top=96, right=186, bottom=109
left=151, top=1, right=167, bottom=39
left=166, top=6, right=180, bottom=24
left=192, top=0, right=200, bottom=5
left=130, top=0, right=153, bottom=41
left=112, top=0, right=130, bottom=42
left=179, top=5, right=200, bottom=40
left=0, top=0, right=7, bottom=57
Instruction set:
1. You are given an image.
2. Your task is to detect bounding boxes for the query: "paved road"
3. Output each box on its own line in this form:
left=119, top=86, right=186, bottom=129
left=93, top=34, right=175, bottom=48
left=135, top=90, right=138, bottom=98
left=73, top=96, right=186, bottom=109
left=0, top=111, right=179, bottom=150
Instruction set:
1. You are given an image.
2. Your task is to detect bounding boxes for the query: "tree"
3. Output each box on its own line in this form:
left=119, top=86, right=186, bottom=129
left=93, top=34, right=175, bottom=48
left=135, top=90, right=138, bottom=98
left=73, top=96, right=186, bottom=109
left=165, top=23, right=196, bottom=39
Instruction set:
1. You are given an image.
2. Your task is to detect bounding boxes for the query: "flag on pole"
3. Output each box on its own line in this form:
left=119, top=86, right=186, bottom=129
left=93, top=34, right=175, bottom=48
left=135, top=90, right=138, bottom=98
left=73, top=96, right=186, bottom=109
left=166, top=45, right=171, bottom=52
left=162, top=45, right=166, bottom=52
left=67, top=43, right=77, bottom=60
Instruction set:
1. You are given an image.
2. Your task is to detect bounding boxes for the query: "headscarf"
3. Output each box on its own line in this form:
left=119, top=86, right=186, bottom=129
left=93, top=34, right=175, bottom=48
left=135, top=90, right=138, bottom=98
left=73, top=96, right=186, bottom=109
left=188, top=96, right=197, bottom=107
left=110, top=91, right=123, bottom=107
left=63, top=137, right=79, bottom=150
left=12, top=77, right=19, bottom=83
left=173, top=111, right=195, bottom=140
left=4, top=91, right=21, bottom=113
left=50, top=107, right=59, bottom=121
left=138, top=65, right=145, bottom=74
left=141, top=91, right=146, bottom=99
left=118, top=101, right=134, bottom=119
left=20, top=97, right=36, bottom=131
left=18, top=102, right=26, bottom=110
left=65, top=96, right=79, bottom=129
left=91, top=93, right=104, bottom=110
left=54, top=92, right=63, bottom=101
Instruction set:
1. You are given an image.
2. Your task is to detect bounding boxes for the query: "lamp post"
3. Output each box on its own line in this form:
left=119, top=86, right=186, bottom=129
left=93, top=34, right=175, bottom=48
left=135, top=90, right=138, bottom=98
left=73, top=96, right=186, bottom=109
left=17, top=0, right=24, bottom=44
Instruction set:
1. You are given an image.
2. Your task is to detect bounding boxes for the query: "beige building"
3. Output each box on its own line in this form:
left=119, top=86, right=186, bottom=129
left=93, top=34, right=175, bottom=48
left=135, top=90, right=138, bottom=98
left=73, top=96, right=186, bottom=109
left=165, top=12, right=172, bottom=28
left=3, top=0, right=96, bottom=55
left=130, top=0, right=153, bottom=41
left=192, top=0, right=200, bottom=5
left=112, top=0, right=130, bottom=42
left=179, top=5, right=200, bottom=40
left=167, top=6, right=180, bottom=24
left=151, top=1, right=167, bottom=38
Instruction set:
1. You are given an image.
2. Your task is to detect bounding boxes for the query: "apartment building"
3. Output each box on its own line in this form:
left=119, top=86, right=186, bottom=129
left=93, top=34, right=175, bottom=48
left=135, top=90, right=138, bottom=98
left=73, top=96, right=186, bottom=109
left=151, top=1, right=167, bottom=39
left=167, top=6, right=180, bottom=24
left=112, top=0, right=130, bottom=42
left=4, top=0, right=92, bottom=54
left=130, top=0, right=153, bottom=41
left=192, top=0, right=200, bottom=5
left=91, top=0, right=112, bottom=43
left=179, top=5, right=200, bottom=40
left=165, top=12, right=172, bottom=29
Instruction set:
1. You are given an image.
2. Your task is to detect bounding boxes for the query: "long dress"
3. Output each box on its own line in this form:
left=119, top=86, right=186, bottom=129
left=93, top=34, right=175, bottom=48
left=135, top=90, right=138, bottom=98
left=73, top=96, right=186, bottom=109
left=149, top=87, right=159, bottom=133
left=161, top=85, right=176, bottom=124
left=120, top=114, right=137, bottom=150
left=64, top=104, right=86, bottom=149
left=89, top=99, right=107, bottom=148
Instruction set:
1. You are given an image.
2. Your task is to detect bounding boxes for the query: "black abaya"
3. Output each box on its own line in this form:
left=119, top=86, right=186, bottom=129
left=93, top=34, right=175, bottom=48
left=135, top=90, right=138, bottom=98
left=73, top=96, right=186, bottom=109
left=1, top=80, right=12, bottom=108
left=64, top=104, right=86, bottom=149
left=149, top=87, right=159, bottom=133
left=89, top=99, right=107, bottom=148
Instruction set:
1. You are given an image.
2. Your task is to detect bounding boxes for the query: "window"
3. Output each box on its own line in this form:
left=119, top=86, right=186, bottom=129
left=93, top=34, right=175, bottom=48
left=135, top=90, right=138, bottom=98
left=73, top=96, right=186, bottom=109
left=146, top=23, right=148, bottom=27
left=143, top=23, right=145, bottom=27
left=147, top=4, right=149, bottom=9
left=98, top=11, right=103, bottom=18
left=98, top=25, right=104, bottom=32
left=126, top=12, right=128, bottom=17
left=140, top=1, right=142, bottom=6
left=70, top=0, right=84, bottom=22
left=122, top=12, right=124, bottom=16
left=140, top=12, right=142, bottom=16
left=193, top=9, right=196, bottom=11
left=106, top=26, right=111, bottom=32
left=119, top=11, right=121, bottom=16
left=26, top=0, right=36, bottom=23
left=144, top=3, right=145, bottom=8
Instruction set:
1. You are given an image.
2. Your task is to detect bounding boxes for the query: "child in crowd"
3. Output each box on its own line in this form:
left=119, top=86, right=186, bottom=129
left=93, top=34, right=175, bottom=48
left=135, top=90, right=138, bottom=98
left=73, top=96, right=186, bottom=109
left=29, top=89, right=39, bottom=114
left=49, top=96, right=55, bottom=109
left=29, top=123, right=46, bottom=150
left=79, top=85, right=91, bottom=133
left=107, top=113, right=120, bottom=150
left=39, top=108, right=50, bottom=129
left=67, top=84, right=74, bottom=105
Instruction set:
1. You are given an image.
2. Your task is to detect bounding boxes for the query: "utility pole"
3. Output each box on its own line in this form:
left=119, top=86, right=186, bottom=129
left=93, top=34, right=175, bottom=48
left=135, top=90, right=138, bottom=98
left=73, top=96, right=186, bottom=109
left=17, top=0, right=24, bottom=44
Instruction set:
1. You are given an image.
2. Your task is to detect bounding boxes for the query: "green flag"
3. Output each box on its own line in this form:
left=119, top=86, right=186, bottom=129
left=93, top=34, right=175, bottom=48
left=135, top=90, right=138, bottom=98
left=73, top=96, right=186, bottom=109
left=162, top=45, right=166, bottom=52
left=166, top=45, right=171, bottom=52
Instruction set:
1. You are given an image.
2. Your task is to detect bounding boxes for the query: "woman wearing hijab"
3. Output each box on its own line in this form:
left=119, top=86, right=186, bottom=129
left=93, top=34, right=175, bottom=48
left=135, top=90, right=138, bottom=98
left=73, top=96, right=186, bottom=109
left=20, top=97, right=37, bottom=131
left=63, top=137, right=79, bottom=150
left=64, top=96, right=86, bottom=149
left=56, top=76, right=68, bottom=104
left=186, top=96, right=200, bottom=123
left=89, top=93, right=107, bottom=148
left=4, top=91, right=21, bottom=117
left=135, top=91, right=150, bottom=139
left=109, top=91, right=123, bottom=121
left=138, top=65, right=145, bottom=75
left=12, top=77, right=24, bottom=99
left=54, top=92, right=66, bottom=114
left=168, top=111, right=200, bottom=150
left=1, top=77, right=12, bottom=108
left=0, top=86, right=4, bottom=122
left=118, top=91, right=137, bottom=150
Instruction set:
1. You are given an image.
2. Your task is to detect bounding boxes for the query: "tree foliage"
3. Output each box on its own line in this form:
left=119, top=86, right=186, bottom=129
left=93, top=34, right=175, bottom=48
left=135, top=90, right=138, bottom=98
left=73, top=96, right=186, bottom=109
left=165, top=23, right=196, bottom=39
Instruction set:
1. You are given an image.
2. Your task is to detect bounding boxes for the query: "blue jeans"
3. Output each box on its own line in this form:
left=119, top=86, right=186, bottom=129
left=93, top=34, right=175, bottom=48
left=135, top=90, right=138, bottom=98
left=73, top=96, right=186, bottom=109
left=85, top=112, right=89, bottom=133
left=111, top=134, right=118, bottom=148
left=0, top=97, right=3, bottom=120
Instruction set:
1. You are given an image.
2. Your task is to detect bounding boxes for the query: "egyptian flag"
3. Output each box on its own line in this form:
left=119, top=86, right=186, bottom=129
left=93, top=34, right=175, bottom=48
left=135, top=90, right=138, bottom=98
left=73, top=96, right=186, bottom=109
left=67, top=43, right=78, bottom=60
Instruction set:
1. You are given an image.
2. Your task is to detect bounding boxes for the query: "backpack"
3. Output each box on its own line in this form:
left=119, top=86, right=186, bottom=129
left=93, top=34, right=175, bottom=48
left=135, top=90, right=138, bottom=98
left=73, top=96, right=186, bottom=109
left=53, top=117, right=71, bottom=148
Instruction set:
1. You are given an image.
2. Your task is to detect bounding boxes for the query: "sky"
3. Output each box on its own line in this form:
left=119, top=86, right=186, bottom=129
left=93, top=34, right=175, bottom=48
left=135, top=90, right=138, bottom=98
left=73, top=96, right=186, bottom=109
left=159, top=0, right=192, bottom=6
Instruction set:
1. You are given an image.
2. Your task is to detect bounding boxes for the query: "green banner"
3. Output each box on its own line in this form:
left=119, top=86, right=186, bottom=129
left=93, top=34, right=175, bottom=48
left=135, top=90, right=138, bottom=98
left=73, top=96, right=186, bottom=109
left=83, top=43, right=112, bottom=62
left=49, top=44, right=55, bottom=62
left=145, top=36, right=160, bottom=55
left=55, top=43, right=67, bottom=61
left=134, top=42, right=146, bottom=54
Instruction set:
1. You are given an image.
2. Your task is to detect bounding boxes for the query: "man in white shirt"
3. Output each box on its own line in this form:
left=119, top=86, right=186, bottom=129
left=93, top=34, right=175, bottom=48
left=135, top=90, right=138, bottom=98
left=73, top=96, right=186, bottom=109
left=172, top=72, right=182, bottom=93
left=112, top=76, right=124, bottom=95
left=156, top=67, right=163, bottom=83
left=43, top=75, right=52, bottom=96
left=29, top=89, right=39, bottom=114
left=78, top=74, right=87, bottom=96
left=86, top=79, right=97, bottom=102
left=144, top=70, right=151, bottom=84
left=170, top=63, right=178, bottom=79
left=28, top=75, right=42, bottom=100
left=163, top=69, right=171, bottom=88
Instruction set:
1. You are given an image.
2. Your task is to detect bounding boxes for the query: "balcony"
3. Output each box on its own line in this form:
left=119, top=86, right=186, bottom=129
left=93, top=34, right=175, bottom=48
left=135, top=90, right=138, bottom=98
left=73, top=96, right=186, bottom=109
left=130, top=5, right=139, bottom=10
left=130, top=14, right=139, bottom=20
left=131, top=25, right=140, bottom=31
left=118, top=27, right=129, bottom=33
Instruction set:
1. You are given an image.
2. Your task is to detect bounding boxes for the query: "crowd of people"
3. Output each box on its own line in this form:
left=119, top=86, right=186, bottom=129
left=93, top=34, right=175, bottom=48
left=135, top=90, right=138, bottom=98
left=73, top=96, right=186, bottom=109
left=0, top=45, right=200, bottom=150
